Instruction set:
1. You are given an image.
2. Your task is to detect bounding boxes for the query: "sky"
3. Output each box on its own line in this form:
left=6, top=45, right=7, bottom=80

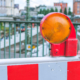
left=14, top=0, right=73, bottom=11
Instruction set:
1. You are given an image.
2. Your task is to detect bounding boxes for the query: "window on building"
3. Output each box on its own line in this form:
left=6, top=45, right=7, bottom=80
left=0, top=0, right=2, bottom=6
left=77, top=6, right=80, bottom=8
left=78, top=3, right=79, bottom=6
left=11, top=0, right=12, bottom=6
left=0, top=0, right=6, bottom=6
left=78, top=3, right=80, bottom=6
left=2, top=0, right=4, bottom=6
left=4, top=0, right=6, bottom=6
left=77, top=11, right=79, bottom=13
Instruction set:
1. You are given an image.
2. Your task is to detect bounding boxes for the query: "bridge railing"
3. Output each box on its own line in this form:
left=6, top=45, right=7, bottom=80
left=0, top=21, right=79, bottom=59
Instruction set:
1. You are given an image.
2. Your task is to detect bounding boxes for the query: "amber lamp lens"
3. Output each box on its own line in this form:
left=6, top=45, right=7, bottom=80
left=41, top=13, right=71, bottom=44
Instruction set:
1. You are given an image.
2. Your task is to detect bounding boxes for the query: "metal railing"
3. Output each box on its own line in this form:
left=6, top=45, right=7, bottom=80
left=0, top=21, right=79, bottom=59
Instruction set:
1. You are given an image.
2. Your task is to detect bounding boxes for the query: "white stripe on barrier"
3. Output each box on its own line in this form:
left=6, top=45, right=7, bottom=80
left=0, top=66, right=7, bottom=80
left=39, top=62, right=67, bottom=80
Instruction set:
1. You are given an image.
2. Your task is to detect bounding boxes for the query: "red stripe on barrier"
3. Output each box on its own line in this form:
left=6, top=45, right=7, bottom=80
left=67, top=61, right=80, bottom=80
left=7, top=64, right=38, bottom=80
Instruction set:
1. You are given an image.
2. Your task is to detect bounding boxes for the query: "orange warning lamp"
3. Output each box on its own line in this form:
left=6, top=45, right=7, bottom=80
left=40, top=13, right=78, bottom=57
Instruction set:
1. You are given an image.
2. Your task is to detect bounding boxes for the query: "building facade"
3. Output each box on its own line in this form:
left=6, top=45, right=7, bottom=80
left=23, top=7, right=37, bottom=17
left=74, top=17, right=80, bottom=22
left=36, top=5, right=47, bottom=12
left=29, top=7, right=37, bottom=17
left=73, top=0, right=80, bottom=15
left=53, top=6, right=61, bottom=12
left=14, top=4, right=19, bottom=16
left=54, top=3, right=67, bottom=13
left=0, top=0, right=14, bottom=16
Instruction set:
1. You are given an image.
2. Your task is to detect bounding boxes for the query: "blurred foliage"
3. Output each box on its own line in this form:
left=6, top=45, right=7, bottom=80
left=1, top=23, right=4, bottom=31
left=60, top=9, right=62, bottom=13
left=50, top=8, right=54, bottom=12
left=64, top=8, right=67, bottom=15
left=38, top=8, right=55, bottom=15
left=55, top=8, right=58, bottom=12
left=68, top=7, right=72, bottom=15
left=38, top=7, right=72, bottom=16
left=1, top=23, right=9, bottom=34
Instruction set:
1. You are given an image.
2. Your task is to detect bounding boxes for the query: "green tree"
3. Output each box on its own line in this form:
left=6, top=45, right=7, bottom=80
left=44, top=10, right=47, bottom=15
left=60, top=9, right=62, bottom=13
left=64, top=8, right=67, bottom=15
left=1, top=23, right=4, bottom=31
left=50, top=8, right=54, bottom=12
left=55, top=8, right=58, bottom=12
left=46, top=9, right=50, bottom=14
left=42, top=9, right=46, bottom=15
left=38, top=9, right=43, bottom=14
left=68, top=7, right=72, bottom=15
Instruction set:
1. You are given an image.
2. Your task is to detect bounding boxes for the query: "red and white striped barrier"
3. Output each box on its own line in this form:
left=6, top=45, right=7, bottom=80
left=0, top=56, right=80, bottom=80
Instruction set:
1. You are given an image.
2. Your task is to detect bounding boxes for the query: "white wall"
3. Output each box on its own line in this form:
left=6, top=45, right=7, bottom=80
left=6, top=0, right=14, bottom=15
left=46, top=6, right=53, bottom=10
left=14, top=8, right=19, bottom=16
left=0, top=17, right=13, bottom=20
left=30, top=11, right=37, bottom=16
left=0, top=0, right=14, bottom=16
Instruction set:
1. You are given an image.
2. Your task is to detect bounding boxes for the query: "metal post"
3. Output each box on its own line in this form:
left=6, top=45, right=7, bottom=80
left=26, top=0, right=30, bottom=21
left=11, top=0, right=12, bottom=16
left=26, top=0, right=31, bottom=56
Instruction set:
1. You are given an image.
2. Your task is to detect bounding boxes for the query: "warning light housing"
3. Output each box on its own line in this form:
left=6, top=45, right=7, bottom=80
left=40, top=13, right=78, bottom=57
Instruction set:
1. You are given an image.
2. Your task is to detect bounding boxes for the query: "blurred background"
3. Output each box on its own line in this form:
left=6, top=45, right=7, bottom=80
left=0, top=0, right=80, bottom=59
